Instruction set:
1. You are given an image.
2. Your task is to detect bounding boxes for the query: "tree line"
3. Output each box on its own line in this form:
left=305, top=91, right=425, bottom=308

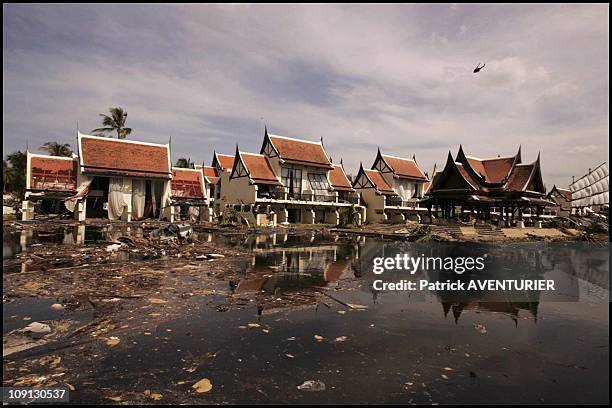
left=4, top=107, right=194, bottom=199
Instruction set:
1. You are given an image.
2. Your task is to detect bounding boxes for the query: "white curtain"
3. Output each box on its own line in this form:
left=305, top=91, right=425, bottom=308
left=108, top=177, right=127, bottom=220
left=131, top=179, right=146, bottom=220
left=151, top=180, right=158, bottom=217
left=64, top=179, right=92, bottom=213
left=188, top=206, right=200, bottom=222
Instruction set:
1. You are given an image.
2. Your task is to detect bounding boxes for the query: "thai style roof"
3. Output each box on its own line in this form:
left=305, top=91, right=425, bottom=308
left=231, top=149, right=282, bottom=186
left=352, top=163, right=397, bottom=195
left=375, top=151, right=428, bottom=181
left=171, top=168, right=205, bottom=199
left=78, top=132, right=171, bottom=179
left=213, top=153, right=235, bottom=171
left=426, top=147, right=547, bottom=202
left=262, top=130, right=333, bottom=169
left=329, top=163, right=355, bottom=192
left=28, top=153, right=77, bottom=192
left=455, top=145, right=521, bottom=185
left=547, top=185, right=572, bottom=211
left=196, top=164, right=220, bottom=185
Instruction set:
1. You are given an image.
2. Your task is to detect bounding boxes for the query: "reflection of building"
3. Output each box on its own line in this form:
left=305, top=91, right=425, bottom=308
left=424, top=146, right=553, bottom=227
left=352, top=149, right=429, bottom=223
left=220, top=129, right=365, bottom=226
left=442, top=302, right=539, bottom=325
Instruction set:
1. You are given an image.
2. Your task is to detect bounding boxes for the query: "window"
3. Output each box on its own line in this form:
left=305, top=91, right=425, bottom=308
left=308, top=173, right=329, bottom=191
left=281, top=167, right=302, bottom=196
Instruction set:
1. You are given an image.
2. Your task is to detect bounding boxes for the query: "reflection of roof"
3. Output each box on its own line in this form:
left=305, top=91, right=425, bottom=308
left=171, top=168, right=205, bottom=198
left=268, top=134, right=332, bottom=168
left=381, top=154, right=427, bottom=180
left=79, top=132, right=171, bottom=178
left=324, top=259, right=351, bottom=282
left=29, top=154, right=77, bottom=192
left=329, top=164, right=354, bottom=191
left=364, top=169, right=396, bottom=195
left=241, top=153, right=282, bottom=185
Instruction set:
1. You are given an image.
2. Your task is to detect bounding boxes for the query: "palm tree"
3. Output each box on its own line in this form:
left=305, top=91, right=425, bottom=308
left=39, top=142, right=72, bottom=157
left=92, top=107, right=132, bottom=139
left=175, top=158, right=191, bottom=168
left=4, top=151, right=27, bottom=198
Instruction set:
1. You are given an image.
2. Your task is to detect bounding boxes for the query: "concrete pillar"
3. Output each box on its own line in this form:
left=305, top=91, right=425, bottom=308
left=516, top=220, right=525, bottom=228
left=302, top=208, right=315, bottom=224
left=325, top=209, right=340, bottom=225
left=277, top=207, right=288, bottom=224
left=77, top=198, right=87, bottom=222
left=391, top=212, right=406, bottom=224
left=536, top=220, right=542, bottom=228
left=354, top=210, right=363, bottom=226
left=21, top=200, right=34, bottom=221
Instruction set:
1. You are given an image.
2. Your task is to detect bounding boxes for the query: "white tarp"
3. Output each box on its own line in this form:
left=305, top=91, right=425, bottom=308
left=131, top=179, right=146, bottom=220
left=64, top=180, right=92, bottom=213
left=108, top=177, right=127, bottom=220
left=570, top=163, right=609, bottom=208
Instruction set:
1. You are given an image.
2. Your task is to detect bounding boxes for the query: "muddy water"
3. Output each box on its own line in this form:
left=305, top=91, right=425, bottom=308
left=2, top=227, right=609, bottom=404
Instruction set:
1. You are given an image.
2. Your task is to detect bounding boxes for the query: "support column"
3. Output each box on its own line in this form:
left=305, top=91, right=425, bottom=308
left=77, top=198, right=87, bottom=222
left=302, top=208, right=315, bottom=224
left=277, top=207, right=288, bottom=224
left=325, top=209, right=340, bottom=225
left=21, top=199, right=34, bottom=221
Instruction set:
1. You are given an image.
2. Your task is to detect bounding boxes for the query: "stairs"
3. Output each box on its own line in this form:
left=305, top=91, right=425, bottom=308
left=431, top=225, right=463, bottom=238
left=474, top=223, right=506, bottom=239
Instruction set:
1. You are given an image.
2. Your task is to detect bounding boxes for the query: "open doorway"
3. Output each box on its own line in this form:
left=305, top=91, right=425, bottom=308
left=85, top=176, right=110, bottom=218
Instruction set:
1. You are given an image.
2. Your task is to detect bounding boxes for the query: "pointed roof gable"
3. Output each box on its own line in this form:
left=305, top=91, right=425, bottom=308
left=232, top=148, right=281, bottom=186
left=212, top=152, right=235, bottom=171
left=196, top=164, right=220, bottom=185
left=265, top=132, right=333, bottom=169
left=456, top=145, right=521, bottom=184
left=364, top=169, right=396, bottom=194
left=78, top=131, right=171, bottom=179
left=329, top=164, right=355, bottom=192
left=375, top=151, right=428, bottom=181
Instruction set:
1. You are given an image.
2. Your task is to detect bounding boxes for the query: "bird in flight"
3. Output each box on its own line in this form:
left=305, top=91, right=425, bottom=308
left=473, top=62, right=486, bottom=73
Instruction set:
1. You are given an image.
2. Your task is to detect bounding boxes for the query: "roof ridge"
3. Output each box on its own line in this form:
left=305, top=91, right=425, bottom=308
left=78, top=131, right=168, bottom=148
left=268, top=133, right=323, bottom=145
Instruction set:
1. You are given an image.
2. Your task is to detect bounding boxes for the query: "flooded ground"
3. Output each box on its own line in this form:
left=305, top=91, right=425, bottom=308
left=3, top=224, right=609, bottom=404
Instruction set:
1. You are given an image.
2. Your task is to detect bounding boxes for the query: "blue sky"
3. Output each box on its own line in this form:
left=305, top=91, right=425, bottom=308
left=3, top=4, right=609, bottom=187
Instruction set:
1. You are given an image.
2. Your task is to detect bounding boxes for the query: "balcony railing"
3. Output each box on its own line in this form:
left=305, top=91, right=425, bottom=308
left=286, top=191, right=336, bottom=202
left=385, top=196, right=404, bottom=207
left=257, top=189, right=286, bottom=200
left=337, top=192, right=360, bottom=204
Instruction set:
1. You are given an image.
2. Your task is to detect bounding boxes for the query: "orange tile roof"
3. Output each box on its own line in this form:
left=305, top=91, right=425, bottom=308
left=216, top=154, right=235, bottom=170
left=329, top=164, right=354, bottom=191
left=202, top=166, right=220, bottom=185
left=29, top=155, right=77, bottom=192
left=241, top=153, right=281, bottom=185
left=364, top=169, right=396, bottom=194
left=171, top=168, right=205, bottom=198
left=80, top=134, right=170, bottom=178
left=505, top=164, right=534, bottom=191
left=268, top=134, right=332, bottom=168
left=466, top=156, right=514, bottom=183
left=381, top=155, right=427, bottom=180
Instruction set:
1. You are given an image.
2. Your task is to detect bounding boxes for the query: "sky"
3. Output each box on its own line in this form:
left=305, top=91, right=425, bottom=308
left=3, top=3, right=609, bottom=188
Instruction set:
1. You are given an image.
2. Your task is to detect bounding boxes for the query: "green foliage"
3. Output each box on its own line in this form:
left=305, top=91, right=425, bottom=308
left=92, top=107, right=132, bottom=139
left=4, top=151, right=27, bottom=199
left=175, top=158, right=192, bottom=168
left=39, top=141, right=72, bottom=157
left=338, top=205, right=358, bottom=227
